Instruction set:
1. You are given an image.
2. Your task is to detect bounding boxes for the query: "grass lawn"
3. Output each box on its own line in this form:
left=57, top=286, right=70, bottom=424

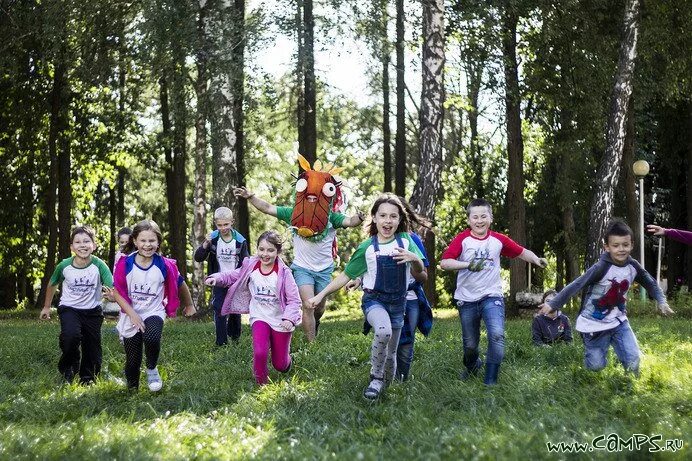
left=0, top=302, right=689, bottom=460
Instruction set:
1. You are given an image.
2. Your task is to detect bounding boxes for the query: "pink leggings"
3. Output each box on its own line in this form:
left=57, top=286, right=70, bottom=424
left=252, top=321, right=292, bottom=385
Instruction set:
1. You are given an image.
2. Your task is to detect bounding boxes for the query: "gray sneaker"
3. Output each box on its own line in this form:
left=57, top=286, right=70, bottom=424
left=146, top=368, right=163, bottom=392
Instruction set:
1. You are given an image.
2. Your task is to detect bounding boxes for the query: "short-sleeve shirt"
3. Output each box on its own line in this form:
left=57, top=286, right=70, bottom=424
left=276, top=205, right=346, bottom=272
left=344, top=233, right=425, bottom=291
left=407, top=232, right=429, bottom=300
left=248, top=262, right=292, bottom=332
left=440, top=229, right=524, bottom=302
left=50, top=256, right=113, bottom=310
left=216, top=236, right=240, bottom=272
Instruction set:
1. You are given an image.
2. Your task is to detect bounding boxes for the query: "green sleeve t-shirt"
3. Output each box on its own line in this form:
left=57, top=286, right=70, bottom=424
left=50, top=256, right=113, bottom=309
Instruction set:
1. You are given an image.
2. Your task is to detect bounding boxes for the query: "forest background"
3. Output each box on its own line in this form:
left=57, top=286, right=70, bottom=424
left=1, top=0, right=690, bottom=314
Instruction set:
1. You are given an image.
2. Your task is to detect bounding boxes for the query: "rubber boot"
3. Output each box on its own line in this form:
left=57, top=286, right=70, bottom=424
left=459, top=358, right=483, bottom=381
left=483, top=362, right=500, bottom=386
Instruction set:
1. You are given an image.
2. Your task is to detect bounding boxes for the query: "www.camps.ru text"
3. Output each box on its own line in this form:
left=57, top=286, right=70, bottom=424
left=546, top=433, right=684, bottom=453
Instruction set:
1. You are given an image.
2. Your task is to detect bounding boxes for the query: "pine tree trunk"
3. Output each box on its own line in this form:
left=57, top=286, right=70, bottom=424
left=394, top=0, right=406, bottom=197
left=686, top=101, right=692, bottom=291
left=502, top=1, right=526, bottom=315
left=622, top=97, right=639, bottom=258
left=467, top=62, right=483, bottom=198
left=382, top=0, right=392, bottom=193
left=36, top=59, right=65, bottom=309
left=193, top=0, right=210, bottom=307
left=303, top=0, right=316, bottom=164
left=585, top=0, right=641, bottom=266
left=296, top=0, right=306, bottom=159
left=232, top=0, right=249, bottom=242
left=57, top=92, right=72, bottom=261
left=410, top=0, right=444, bottom=306
left=171, top=66, right=189, bottom=278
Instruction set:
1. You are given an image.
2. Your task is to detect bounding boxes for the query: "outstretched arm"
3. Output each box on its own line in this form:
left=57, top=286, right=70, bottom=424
left=517, top=249, right=548, bottom=268
left=306, top=272, right=352, bottom=309
left=233, top=186, right=277, bottom=217
left=341, top=211, right=366, bottom=228
left=439, top=259, right=471, bottom=271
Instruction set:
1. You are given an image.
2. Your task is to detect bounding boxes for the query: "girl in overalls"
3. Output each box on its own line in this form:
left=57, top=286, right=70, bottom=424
left=308, top=193, right=425, bottom=399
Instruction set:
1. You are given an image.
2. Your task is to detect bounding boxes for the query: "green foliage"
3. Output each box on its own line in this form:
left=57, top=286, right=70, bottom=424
left=0, top=306, right=689, bottom=459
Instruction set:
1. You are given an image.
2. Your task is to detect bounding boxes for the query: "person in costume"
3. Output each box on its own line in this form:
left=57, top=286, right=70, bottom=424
left=233, top=155, right=364, bottom=342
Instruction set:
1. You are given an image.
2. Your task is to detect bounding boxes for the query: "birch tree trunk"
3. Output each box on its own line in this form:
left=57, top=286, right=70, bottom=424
left=585, top=0, right=641, bottom=266
left=410, top=0, right=444, bottom=305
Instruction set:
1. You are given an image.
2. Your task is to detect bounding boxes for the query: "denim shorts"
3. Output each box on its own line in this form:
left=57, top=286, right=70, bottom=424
left=290, top=263, right=334, bottom=294
left=361, top=292, right=406, bottom=329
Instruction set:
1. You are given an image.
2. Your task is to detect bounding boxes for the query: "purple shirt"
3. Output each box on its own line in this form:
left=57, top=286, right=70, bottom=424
left=665, top=229, right=692, bottom=246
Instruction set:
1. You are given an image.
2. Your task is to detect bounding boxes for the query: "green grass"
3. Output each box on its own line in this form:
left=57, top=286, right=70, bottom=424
left=0, top=305, right=689, bottom=460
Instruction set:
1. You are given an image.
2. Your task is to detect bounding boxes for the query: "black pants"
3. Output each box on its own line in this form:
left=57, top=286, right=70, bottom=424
left=57, top=305, right=104, bottom=384
left=212, top=286, right=241, bottom=345
left=123, top=316, right=164, bottom=389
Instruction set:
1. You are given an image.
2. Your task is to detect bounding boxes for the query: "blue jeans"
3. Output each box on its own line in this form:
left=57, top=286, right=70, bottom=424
left=396, top=298, right=420, bottom=379
left=362, top=292, right=406, bottom=329
left=212, top=286, right=240, bottom=345
left=581, top=320, right=640, bottom=373
left=457, top=296, right=505, bottom=369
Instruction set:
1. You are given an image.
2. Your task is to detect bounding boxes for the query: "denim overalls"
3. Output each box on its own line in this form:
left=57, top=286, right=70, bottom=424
left=361, top=234, right=408, bottom=329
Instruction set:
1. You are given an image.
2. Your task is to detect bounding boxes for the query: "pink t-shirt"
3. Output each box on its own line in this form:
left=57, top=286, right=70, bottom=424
left=441, top=229, right=524, bottom=302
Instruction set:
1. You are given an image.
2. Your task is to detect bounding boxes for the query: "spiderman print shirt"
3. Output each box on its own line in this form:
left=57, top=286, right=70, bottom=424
left=548, top=253, right=666, bottom=333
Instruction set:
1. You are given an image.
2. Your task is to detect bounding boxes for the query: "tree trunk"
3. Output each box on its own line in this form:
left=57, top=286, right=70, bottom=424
left=382, top=0, right=392, bottom=193
left=57, top=95, right=72, bottom=261
left=394, top=0, right=406, bottom=196
left=36, top=59, right=66, bottom=309
left=502, top=1, right=526, bottom=315
left=467, top=61, right=483, bottom=198
left=687, top=101, right=692, bottom=291
left=585, top=0, right=641, bottom=266
left=109, top=185, right=117, bottom=269
left=622, top=97, right=639, bottom=258
left=170, top=66, right=189, bottom=278
left=410, top=0, right=444, bottom=306
left=193, top=0, right=210, bottom=306
left=296, top=0, right=306, bottom=160
left=303, top=0, right=316, bottom=164
left=232, top=0, right=249, bottom=242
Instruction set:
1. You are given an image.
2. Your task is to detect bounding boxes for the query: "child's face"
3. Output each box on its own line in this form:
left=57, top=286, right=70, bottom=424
left=134, top=230, right=159, bottom=258
left=215, top=218, right=233, bottom=236
left=467, top=206, right=492, bottom=237
left=118, top=233, right=131, bottom=251
left=373, top=203, right=401, bottom=239
left=71, top=233, right=95, bottom=259
left=257, top=239, right=278, bottom=266
left=604, top=234, right=633, bottom=264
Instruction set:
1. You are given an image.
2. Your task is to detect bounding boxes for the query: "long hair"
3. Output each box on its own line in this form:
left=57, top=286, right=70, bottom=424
left=367, top=193, right=410, bottom=236
left=257, top=230, right=284, bottom=253
left=397, top=196, right=432, bottom=233
left=123, top=220, right=163, bottom=255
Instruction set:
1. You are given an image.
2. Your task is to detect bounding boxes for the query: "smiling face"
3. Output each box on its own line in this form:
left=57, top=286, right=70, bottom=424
left=604, top=234, right=633, bottom=265
left=134, top=230, right=160, bottom=258
left=373, top=202, right=401, bottom=240
left=215, top=218, right=234, bottom=237
left=257, top=239, right=279, bottom=267
left=71, top=233, right=95, bottom=259
left=467, top=205, right=493, bottom=238
left=118, top=233, right=130, bottom=251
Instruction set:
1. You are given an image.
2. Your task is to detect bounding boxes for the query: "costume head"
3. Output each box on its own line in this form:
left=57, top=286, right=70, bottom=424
left=291, top=154, right=344, bottom=241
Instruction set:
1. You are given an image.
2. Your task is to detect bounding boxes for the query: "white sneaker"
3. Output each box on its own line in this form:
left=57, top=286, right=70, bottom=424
left=146, top=368, right=163, bottom=392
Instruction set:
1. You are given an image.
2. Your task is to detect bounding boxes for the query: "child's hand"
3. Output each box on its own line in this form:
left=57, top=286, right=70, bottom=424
left=129, top=312, right=145, bottom=332
left=102, top=286, right=115, bottom=301
left=647, top=224, right=666, bottom=236
left=538, top=303, right=554, bottom=316
left=279, top=320, right=294, bottom=331
left=205, top=276, right=217, bottom=286
left=233, top=186, right=254, bottom=199
left=183, top=304, right=197, bottom=317
left=392, top=247, right=418, bottom=264
left=468, top=259, right=485, bottom=272
left=658, top=303, right=674, bottom=316
left=40, top=306, right=51, bottom=320
left=536, top=257, right=548, bottom=268
left=345, top=278, right=362, bottom=292
left=305, top=296, right=320, bottom=310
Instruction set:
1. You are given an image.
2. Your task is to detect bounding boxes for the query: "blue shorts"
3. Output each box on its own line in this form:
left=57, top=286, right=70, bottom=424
left=361, top=292, right=406, bottom=329
left=290, top=263, right=334, bottom=294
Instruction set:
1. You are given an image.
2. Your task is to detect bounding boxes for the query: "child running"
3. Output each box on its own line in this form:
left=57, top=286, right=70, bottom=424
left=194, top=207, right=250, bottom=346
left=205, top=231, right=301, bottom=385
left=440, top=198, right=547, bottom=385
left=40, top=226, right=114, bottom=384
left=308, top=193, right=425, bottom=399
left=540, top=220, right=673, bottom=375
left=113, top=220, right=194, bottom=391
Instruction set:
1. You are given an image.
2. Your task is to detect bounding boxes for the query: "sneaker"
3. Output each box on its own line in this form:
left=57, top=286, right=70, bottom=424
left=363, top=376, right=385, bottom=400
left=146, top=368, right=163, bottom=392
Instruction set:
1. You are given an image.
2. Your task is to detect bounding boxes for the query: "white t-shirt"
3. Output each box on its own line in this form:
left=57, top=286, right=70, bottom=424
left=216, top=237, right=239, bottom=272
left=248, top=263, right=292, bottom=332
left=50, top=256, right=113, bottom=310
left=116, top=258, right=166, bottom=338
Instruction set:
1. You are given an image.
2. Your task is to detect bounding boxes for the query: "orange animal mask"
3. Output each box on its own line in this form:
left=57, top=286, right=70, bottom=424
left=290, top=155, right=344, bottom=241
